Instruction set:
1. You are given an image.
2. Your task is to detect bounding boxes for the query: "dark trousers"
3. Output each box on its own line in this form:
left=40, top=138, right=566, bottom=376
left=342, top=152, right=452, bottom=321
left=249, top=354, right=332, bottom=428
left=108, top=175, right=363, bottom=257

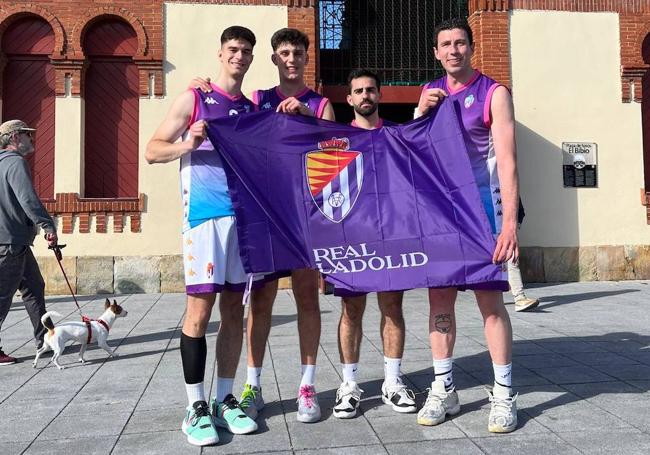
left=0, top=245, right=47, bottom=348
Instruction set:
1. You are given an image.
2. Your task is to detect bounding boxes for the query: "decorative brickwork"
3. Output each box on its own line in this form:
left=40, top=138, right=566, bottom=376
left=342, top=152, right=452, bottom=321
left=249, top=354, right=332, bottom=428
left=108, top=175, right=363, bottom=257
left=0, top=1, right=164, bottom=97
left=42, top=193, right=145, bottom=234
left=468, top=1, right=511, bottom=87
left=468, top=1, right=650, bottom=103
left=288, top=5, right=318, bottom=88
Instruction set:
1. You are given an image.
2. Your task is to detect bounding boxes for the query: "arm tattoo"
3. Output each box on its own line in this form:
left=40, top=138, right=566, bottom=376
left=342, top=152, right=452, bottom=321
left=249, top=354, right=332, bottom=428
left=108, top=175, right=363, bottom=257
left=434, top=313, right=452, bottom=334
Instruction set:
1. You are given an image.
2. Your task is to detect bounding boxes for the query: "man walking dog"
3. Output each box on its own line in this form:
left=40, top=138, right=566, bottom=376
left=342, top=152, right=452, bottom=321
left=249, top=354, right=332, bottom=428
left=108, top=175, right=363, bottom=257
left=0, top=119, right=58, bottom=365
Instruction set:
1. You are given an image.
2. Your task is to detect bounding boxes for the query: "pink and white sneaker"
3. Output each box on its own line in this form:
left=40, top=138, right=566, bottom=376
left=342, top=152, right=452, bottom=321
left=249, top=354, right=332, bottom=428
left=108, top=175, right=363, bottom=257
left=296, top=384, right=321, bottom=423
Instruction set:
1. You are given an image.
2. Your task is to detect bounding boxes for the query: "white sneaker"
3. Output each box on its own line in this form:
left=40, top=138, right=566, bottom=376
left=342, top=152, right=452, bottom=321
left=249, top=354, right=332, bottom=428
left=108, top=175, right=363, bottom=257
left=488, top=383, right=518, bottom=433
left=381, top=378, right=416, bottom=413
left=333, top=381, right=363, bottom=419
left=297, top=384, right=321, bottom=423
left=514, top=296, right=539, bottom=312
left=239, top=384, right=264, bottom=420
left=416, top=380, right=460, bottom=426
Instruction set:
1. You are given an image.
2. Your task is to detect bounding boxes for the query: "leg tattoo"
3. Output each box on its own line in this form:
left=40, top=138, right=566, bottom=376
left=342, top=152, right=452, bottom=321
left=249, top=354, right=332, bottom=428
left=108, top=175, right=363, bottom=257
left=434, top=313, right=452, bottom=334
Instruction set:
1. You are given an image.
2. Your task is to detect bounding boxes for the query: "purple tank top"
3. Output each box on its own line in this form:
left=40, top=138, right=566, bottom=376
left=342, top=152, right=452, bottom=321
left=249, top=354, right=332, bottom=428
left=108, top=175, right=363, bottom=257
left=252, top=86, right=330, bottom=119
left=424, top=71, right=504, bottom=233
left=350, top=118, right=397, bottom=129
left=180, top=84, right=255, bottom=231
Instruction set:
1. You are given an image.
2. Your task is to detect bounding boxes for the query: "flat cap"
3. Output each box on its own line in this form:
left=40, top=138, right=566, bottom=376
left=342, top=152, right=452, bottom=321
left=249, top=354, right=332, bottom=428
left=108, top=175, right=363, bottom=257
left=0, top=120, right=36, bottom=136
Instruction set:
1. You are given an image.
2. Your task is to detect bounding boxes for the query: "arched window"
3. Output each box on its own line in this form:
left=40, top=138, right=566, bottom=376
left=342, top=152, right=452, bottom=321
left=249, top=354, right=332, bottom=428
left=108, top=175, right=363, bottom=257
left=2, top=16, right=56, bottom=199
left=642, top=35, right=650, bottom=199
left=83, top=18, right=138, bottom=198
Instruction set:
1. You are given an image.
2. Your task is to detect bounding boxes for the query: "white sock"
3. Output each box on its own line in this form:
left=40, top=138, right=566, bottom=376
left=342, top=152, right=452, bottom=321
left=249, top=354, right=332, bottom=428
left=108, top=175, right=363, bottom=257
left=185, top=382, right=205, bottom=406
left=342, top=363, right=358, bottom=383
left=383, top=356, right=402, bottom=385
left=433, top=357, right=454, bottom=391
left=300, top=364, right=316, bottom=386
left=215, top=377, right=234, bottom=402
left=493, top=362, right=512, bottom=388
left=247, top=366, right=262, bottom=388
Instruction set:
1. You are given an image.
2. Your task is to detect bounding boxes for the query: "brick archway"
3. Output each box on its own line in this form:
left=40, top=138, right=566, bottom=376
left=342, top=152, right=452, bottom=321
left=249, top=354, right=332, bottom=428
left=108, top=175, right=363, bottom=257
left=641, top=34, right=650, bottom=221
left=70, top=9, right=147, bottom=60
left=0, top=6, right=65, bottom=58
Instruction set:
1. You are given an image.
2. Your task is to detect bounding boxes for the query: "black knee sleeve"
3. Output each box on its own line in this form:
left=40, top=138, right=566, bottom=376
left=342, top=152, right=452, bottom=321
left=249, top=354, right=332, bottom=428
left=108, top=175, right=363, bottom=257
left=180, top=332, right=207, bottom=384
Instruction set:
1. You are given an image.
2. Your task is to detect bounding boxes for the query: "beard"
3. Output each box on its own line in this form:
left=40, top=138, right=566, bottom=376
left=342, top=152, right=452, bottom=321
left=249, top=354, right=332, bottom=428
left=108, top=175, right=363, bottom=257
left=16, top=141, right=34, bottom=156
left=353, top=101, right=378, bottom=117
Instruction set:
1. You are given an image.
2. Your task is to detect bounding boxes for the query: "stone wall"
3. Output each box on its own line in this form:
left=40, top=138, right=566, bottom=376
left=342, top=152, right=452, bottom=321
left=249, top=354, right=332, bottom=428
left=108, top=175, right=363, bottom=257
left=37, top=255, right=185, bottom=295
left=520, top=245, right=650, bottom=283
left=36, top=246, right=650, bottom=296
left=38, top=255, right=293, bottom=295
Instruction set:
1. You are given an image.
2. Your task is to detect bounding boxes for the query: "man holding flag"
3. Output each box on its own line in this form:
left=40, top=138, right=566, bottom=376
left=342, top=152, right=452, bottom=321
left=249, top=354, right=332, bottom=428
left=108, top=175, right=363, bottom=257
left=191, top=27, right=335, bottom=423
left=146, top=26, right=259, bottom=447
left=201, top=20, right=519, bottom=433
left=415, top=18, right=520, bottom=433
left=332, top=69, right=416, bottom=419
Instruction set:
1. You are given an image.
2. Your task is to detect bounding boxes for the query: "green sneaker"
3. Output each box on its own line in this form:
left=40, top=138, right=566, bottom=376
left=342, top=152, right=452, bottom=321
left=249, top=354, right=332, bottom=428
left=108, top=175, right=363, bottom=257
left=240, top=384, right=265, bottom=420
left=181, top=400, right=219, bottom=446
left=211, top=394, right=258, bottom=434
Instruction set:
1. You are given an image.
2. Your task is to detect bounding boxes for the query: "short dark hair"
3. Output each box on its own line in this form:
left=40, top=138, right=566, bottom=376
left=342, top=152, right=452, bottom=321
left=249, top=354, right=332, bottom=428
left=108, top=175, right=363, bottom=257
left=221, top=26, right=256, bottom=48
left=271, top=28, right=309, bottom=51
left=347, top=69, right=381, bottom=93
left=433, top=18, right=473, bottom=48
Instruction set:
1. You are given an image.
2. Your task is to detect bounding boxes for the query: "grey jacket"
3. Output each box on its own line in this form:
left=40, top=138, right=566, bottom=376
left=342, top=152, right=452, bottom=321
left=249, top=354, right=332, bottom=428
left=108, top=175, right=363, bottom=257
left=0, top=150, right=55, bottom=246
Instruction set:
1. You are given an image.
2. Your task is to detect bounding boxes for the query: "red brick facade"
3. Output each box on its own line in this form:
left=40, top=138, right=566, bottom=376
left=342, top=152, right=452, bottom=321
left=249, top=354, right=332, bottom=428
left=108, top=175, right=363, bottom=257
left=468, top=1, right=511, bottom=87
left=0, top=0, right=318, bottom=233
left=42, top=193, right=145, bottom=234
left=3, top=1, right=650, bottom=226
left=468, top=0, right=650, bottom=101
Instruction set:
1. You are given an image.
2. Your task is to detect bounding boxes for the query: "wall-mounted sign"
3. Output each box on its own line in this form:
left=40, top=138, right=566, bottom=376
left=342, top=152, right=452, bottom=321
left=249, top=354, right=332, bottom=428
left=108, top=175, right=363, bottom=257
left=562, top=142, right=597, bottom=188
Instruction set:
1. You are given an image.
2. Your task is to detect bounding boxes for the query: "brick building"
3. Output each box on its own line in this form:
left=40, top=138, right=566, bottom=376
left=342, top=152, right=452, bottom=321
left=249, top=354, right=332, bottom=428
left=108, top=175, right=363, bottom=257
left=0, top=0, right=649, bottom=293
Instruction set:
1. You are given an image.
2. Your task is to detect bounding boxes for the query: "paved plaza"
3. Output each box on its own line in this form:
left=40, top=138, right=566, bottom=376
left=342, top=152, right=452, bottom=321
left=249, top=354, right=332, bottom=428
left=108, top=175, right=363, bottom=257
left=2, top=281, right=650, bottom=454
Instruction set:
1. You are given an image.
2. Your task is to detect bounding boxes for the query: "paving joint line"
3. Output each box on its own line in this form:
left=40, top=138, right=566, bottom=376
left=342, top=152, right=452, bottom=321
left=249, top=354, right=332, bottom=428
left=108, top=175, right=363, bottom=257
left=109, top=297, right=185, bottom=454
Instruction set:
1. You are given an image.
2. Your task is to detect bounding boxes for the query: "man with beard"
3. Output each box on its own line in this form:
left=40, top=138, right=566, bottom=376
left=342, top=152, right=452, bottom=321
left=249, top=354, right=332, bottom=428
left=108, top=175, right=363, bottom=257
left=0, top=120, right=58, bottom=366
left=332, top=69, right=417, bottom=419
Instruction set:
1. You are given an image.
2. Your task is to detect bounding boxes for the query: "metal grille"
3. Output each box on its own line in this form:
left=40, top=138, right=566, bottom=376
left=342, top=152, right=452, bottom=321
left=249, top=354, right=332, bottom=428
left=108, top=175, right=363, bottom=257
left=319, top=0, right=468, bottom=85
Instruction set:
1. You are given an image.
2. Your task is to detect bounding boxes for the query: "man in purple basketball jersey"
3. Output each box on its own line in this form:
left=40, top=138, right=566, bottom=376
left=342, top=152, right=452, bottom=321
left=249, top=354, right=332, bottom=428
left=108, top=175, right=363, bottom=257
left=244, top=28, right=335, bottom=424
left=414, top=18, right=520, bottom=433
left=332, top=69, right=416, bottom=420
left=146, top=26, right=260, bottom=446
left=190, top=27, right=335, bottom=424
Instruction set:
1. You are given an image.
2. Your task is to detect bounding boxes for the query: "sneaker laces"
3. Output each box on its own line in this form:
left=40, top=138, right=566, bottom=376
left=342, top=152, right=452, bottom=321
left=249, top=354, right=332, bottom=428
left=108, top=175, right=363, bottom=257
left=422, top=387, right=450, bottom=412
left=190, top=401, right=210, bottom=426
left=489, top=392, right=517, bottom=416
left=337, top=383, right=363, bottom=401
left=223, top=395, right=242, bottom=410
left=240, top=386, right=258, bottom=407
left=298, top=385, right=316, bottom=408
left=385, top=381, right=415, bottom=401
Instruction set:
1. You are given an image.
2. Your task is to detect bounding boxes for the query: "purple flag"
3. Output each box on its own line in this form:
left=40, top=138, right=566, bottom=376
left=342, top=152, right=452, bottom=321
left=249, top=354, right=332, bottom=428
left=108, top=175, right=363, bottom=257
left=206, top=100, right=508, bottom=293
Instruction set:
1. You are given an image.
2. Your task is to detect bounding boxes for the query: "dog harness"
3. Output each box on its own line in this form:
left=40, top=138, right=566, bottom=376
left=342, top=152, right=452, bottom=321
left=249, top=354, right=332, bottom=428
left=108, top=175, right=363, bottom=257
left=82, top=316, right=109, bottom=344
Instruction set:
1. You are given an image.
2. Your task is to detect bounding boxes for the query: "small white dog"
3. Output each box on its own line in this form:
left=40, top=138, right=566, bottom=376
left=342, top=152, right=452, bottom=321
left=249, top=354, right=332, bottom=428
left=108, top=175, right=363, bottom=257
left=33, top=299, right=128, bottom=370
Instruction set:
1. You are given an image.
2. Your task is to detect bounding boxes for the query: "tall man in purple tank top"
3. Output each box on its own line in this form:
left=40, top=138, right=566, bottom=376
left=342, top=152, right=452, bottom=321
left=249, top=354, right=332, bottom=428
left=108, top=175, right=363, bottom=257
left=145, top=26, right=260, bottom=447
left=332, top=69, right=417, bottom=420
left=189, top=27, right=334, bottom=423
left=246, top=28, right=335, bottom=424
left=414, top=18, right=520, bottom=433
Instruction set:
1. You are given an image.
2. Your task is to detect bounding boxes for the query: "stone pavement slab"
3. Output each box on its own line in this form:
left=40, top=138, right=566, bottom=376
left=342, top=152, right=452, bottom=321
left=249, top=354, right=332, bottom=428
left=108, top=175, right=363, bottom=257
left=1, top=281, right=649, bottom=454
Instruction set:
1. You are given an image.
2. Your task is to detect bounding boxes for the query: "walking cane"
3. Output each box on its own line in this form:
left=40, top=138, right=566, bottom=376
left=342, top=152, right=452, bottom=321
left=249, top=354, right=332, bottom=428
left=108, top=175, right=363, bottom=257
left=48, top=243, right=84, bottom=318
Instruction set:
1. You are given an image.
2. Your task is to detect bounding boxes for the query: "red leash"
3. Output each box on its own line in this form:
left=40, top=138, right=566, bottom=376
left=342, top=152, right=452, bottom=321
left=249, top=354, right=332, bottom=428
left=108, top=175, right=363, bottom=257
left=49, top=244, right=84, bottom=319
